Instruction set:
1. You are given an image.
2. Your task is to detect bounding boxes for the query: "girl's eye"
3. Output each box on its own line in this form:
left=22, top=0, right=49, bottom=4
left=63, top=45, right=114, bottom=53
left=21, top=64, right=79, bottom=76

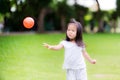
left=67, top=29, right=75, bottom=32
left=72, top=30, right=75, bottom=32
left=67, top=29, right=70, bottom=31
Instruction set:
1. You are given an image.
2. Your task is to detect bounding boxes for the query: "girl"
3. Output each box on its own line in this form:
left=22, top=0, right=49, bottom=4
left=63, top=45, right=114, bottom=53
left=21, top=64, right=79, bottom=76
left=43, top=19, right=96, bottom=80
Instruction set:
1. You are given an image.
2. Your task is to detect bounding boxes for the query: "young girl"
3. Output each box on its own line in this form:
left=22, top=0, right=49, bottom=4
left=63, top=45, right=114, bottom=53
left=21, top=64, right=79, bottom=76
left=43, top=19, right=96, bottom=80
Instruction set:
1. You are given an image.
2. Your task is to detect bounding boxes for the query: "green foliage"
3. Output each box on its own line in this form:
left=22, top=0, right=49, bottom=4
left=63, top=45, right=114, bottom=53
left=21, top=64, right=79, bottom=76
left=25, top=0, right=52, bottom=16
left=0, top=0, right=118, bottom=32
left=0, top=0, right=10, bottom=14
left=57, top=1, right=74, bottom=17
left=111, top=11, right=117, bottom=20
left=74, top=4, right=88, bottom=15
left=74, top=4, right=88, bottom=24
left=0, top=14, right=3, bottom=22
left=1, top=0, right=53, bottom=31
left=116, top=0, right=120, bottom=16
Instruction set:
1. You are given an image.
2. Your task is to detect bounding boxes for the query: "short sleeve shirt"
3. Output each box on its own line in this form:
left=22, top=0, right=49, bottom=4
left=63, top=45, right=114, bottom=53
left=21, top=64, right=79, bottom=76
left=60, top=40, right=86, bottom=69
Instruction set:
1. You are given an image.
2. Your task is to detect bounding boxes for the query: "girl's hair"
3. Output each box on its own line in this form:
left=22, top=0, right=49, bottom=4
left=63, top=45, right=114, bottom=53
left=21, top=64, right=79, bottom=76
left=66, top=18, right=85, bottom=47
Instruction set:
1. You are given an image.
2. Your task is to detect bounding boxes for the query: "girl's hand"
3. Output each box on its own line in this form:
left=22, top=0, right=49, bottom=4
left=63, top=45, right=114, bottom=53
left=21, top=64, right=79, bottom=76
left=43, top=43, right=52, bottom=49
left=90, top=59, right=96, bottom=64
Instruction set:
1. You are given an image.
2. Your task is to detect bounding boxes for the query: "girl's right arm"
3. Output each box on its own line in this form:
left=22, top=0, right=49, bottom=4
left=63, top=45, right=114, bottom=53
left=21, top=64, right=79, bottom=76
left=43, top=43, right=64, bottom=50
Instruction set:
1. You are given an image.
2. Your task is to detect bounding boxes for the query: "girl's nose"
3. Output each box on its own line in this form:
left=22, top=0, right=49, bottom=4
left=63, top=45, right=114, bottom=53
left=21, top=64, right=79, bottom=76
left=70, top=31, right=72, bottom=34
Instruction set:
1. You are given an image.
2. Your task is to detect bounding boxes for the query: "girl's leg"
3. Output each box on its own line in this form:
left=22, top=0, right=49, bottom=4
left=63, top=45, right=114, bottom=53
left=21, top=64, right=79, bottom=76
left=66, top=69, right=76, bottom=80
left=75, top=68, right=87, bottom=80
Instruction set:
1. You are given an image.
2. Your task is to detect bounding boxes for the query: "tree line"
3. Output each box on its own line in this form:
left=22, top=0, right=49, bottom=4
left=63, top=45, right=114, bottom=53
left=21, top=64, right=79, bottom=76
left=0, top=0, right=120, bottom=33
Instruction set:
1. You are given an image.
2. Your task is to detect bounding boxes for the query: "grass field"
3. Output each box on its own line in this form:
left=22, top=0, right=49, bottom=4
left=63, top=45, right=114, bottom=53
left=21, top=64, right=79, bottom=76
left=0, top=33, right=120, bottom=80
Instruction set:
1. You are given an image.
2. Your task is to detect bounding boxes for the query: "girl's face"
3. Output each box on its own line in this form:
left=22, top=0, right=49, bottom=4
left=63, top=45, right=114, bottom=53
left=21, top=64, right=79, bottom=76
left=67, top=23, right=77, bottom=40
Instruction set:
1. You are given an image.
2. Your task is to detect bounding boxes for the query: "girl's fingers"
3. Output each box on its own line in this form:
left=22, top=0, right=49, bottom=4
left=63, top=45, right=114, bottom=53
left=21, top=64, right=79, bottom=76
left=43, top=43, right=48, bottom=47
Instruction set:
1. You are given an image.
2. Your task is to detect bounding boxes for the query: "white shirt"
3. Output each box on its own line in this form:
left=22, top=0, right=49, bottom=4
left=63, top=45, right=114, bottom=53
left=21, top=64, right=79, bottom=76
left=60, top=40, right=86, bottom=69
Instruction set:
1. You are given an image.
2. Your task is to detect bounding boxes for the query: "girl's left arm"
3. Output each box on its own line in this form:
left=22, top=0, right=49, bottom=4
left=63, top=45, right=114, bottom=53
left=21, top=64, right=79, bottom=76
left=82, top=49, right=96, bottom=64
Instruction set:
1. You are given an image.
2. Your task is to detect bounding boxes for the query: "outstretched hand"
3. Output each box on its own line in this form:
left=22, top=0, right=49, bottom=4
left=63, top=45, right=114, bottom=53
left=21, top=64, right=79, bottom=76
left=43, top=43, right=49, bottom=48
left=43, top=43, right=52, bottom=49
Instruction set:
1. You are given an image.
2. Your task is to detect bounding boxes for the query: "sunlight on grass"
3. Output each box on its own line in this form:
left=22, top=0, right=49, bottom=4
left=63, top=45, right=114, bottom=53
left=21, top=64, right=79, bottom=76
left=0, top=33, right=120, bottom=80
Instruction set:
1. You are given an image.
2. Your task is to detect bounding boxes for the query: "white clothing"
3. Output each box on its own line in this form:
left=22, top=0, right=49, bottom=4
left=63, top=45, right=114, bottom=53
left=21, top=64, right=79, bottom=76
left=66, top=68, right=87, bottom=80
left=60, top=40, right=86, bottom=69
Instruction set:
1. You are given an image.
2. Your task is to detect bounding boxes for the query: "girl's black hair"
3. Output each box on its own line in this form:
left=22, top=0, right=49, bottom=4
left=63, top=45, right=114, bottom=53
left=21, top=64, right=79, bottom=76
left=66, top=18, right=84, bottom=47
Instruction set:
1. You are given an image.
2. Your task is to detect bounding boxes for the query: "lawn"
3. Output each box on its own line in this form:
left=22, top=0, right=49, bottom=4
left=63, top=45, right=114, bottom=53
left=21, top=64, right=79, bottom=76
left=0, top=33, right=120, bottom=80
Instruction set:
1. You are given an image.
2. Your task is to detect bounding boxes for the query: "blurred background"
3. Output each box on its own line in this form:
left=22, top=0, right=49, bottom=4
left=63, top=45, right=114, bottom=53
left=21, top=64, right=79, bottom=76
left=0, top=0, right=120, bottom=33
left=1, top=0, right=120, bottom=80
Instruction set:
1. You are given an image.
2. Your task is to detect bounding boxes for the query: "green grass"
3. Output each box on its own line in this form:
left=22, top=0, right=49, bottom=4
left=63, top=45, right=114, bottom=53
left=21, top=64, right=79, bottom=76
left=0, top=33, right=120, bottom=80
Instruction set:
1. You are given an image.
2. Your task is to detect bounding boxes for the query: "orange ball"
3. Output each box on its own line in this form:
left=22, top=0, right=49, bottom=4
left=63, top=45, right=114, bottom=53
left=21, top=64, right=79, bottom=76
left=23, top=17, right=34, bottom=29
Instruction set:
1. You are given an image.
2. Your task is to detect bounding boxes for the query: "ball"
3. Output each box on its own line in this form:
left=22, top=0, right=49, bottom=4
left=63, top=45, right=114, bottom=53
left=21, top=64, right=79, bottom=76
left=23, top=17, right=34, bottom=29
